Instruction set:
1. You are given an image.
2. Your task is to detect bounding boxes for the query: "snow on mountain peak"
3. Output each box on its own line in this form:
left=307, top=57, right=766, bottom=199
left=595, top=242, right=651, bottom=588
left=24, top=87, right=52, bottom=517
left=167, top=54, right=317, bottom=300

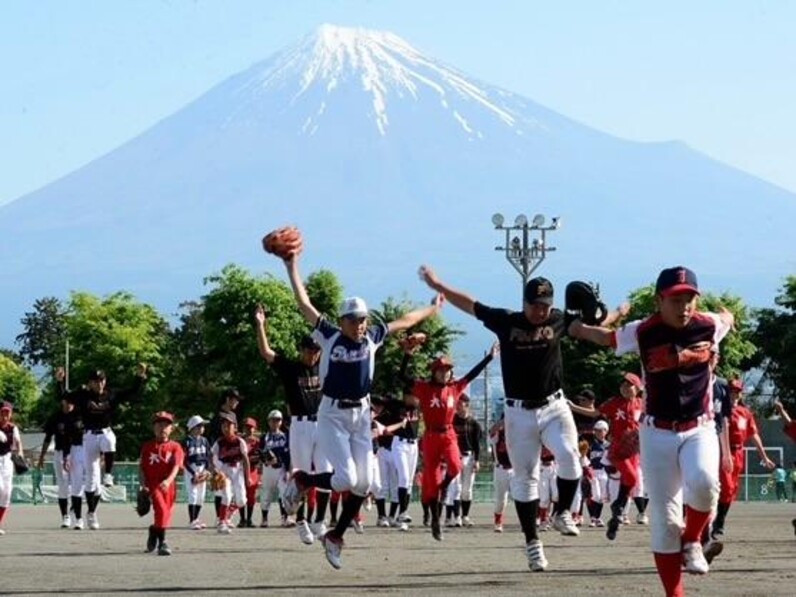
left=237, top=24, right=521, bottom=137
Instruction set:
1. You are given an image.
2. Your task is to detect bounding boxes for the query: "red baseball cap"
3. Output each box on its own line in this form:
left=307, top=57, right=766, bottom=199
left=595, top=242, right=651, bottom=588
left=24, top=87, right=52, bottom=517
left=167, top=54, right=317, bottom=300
left=729, top=379, right=744, bottom=392
left=243, top=417, right=259, bottom=429
left=430, top=356, right=454, bottom=371
left=0, top=401, right=13, bottom=413
left=152, top=411, right=175, bottom=424
left=623, top=372, right=643, bottom=390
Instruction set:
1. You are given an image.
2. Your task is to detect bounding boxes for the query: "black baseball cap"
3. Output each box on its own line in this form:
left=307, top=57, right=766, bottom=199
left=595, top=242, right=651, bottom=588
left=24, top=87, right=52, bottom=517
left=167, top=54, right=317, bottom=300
left=577, top=389, right=596, bottom=402
left=655, top=266, right=700, bottom=297
left=524, top=277, right=554, bottom=305
left=223, top=388, right=242, bottom=401
left=88, top=369, right=107, bottom=381
left=299, top=335, right=321, bottom=351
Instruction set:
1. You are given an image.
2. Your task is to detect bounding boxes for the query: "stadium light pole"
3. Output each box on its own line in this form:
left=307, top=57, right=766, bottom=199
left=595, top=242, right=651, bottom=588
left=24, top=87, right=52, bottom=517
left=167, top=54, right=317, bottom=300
left=491, top=212, right=561, bottom=290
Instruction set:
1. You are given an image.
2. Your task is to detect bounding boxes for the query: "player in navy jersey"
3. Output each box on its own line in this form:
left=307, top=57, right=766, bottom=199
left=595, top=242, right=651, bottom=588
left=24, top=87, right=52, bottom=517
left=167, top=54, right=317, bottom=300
left=259, top=410, right=290, bottom=527
left=274, top=249, right=443, bottom=570
left=586, top=420, right=610, bottom=527
left=183, top=415, right=211, bottom=529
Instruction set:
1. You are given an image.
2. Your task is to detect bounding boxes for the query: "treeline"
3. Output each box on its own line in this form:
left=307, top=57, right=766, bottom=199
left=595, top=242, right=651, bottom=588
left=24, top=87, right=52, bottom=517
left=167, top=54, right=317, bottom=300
left=2, top=266, right=795, bottom=458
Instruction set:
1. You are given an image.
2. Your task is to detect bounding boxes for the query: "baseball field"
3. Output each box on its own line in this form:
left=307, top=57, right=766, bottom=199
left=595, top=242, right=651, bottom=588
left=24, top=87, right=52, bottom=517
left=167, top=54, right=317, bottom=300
left=1, top=502, right=793, bottom=596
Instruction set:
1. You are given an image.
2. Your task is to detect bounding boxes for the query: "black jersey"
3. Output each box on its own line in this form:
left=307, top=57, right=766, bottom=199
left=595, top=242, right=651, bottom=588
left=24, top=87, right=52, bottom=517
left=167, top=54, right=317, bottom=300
left=270, top=354, right=322, bottom=417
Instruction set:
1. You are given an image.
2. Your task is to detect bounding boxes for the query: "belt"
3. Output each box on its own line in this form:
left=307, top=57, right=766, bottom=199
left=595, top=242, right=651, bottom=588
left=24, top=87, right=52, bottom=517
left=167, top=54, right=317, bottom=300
left=644, top=414, right=712, bottom=432
left=293, top=415, right=317, bottom=422
left=398, top=437, right=416, bottom=444
left=505, top=390, right=564, bottom=410
left=428, top=425, right=451, bottom=433
left=87, top=428, right=108, bottom=434
left=330, top=397, right=368, bottom=409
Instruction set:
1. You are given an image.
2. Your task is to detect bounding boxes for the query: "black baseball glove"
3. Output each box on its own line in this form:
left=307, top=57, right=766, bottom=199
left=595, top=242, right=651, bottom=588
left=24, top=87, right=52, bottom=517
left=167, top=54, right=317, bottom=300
left=11, top=453, right=29, bottom=475
left=135, top=487, right=151, bottom=517
left=565, top=281, right=608, bottom=326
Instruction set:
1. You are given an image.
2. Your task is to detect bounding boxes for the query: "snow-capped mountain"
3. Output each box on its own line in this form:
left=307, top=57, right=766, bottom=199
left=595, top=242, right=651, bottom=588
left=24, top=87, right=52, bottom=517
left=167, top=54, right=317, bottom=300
left=1, top=25, right=794, bottom=353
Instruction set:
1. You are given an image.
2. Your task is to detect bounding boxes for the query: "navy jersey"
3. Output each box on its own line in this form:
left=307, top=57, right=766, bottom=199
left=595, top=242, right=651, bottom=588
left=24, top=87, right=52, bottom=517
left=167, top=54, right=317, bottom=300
left=312, top=317, right=388, bottom=400
left=183, top=435, right=210, bottom=474
left=712, top=377, right=732, bottom=435
left=589, top=438, right=608, bottom=470
left=260, top=430, right=289, bottom=469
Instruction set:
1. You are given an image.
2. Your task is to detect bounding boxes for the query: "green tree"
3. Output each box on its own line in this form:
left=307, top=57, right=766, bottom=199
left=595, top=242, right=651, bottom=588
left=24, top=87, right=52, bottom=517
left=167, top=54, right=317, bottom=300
left=306, top=269, right=344, bottom=319
left=562, top=284, right=757, bottom=401
left=753, top=276, right=796, bottom=411
left=369, top=296, right=462, bottom=397
left=16, top=296, right=68, bottom=368
left=0, top=354, right=41, bottom=429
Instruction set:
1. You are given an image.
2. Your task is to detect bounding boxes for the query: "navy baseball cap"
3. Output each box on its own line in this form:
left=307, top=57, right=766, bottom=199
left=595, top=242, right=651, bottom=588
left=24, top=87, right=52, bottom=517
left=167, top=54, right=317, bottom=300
left=655, top=266, right=700, bottom=297
left=299, top=335, right=320, bottom=351
left=524, top=277, right=554, bottom=305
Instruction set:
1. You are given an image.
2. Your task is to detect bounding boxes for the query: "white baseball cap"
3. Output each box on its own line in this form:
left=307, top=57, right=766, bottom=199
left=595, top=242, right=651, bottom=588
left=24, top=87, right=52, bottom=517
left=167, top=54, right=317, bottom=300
left=340, top=296, right=368, bottom=318
left=186, top=415, right=209, bottom=431
left=593, top=420, right=609, bottom=432
left=268, top=409, right=283, bottom=420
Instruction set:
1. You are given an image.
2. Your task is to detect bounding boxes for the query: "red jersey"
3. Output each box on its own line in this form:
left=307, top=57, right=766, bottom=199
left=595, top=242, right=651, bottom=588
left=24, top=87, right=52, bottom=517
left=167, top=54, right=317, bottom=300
left=140, top=439, right=184, bottom=488
left=214, top=435, right=247, bottom=465
left=785, top=421, right=796, bottom=443
left=412, top=378, right=469, bottom=428
left=599, top=396, right=643, bottom=439
left=728, top=404, right=758, bottom=449
left=245, top=436, right=260, bottom=470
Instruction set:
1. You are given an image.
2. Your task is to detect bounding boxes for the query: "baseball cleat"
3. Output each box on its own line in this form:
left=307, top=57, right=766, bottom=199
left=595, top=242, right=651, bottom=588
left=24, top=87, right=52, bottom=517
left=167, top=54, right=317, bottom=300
left=102, top=473, right=114, bottom=487
left=431, top=517, right=443, bottom=541
left=606, top=516, right=621, bottom=541
left=454, top=516, right=463, bottom=528
left=310, top=520, right=328, bottom=539
left=525, top=539, right=548, bottom=572
left=259, top=520, right=269, bottom=528
left=682, top=541, right=710, bottom=575
left=297, top=520, right=315, bottom=545
left=462, top=516, right=474, bottom=528
left=73, top=518, right=84, bottom=530
left=61, top=515, right=71, bottom=528
left=377, top=516, right=391, bottom=528
left=146, top=527, right=157, bottom=553
left=552, top=512, right=580, bottom=536
left=0, top=529, right=5, bottom=536
left=322, top=533, right=344, bottom=570
left=217, top=522, right=231, bottom=534
left=397, top=513, right=413, bottom=524
left=710, top=526, right=725, bottom=541
left=594, top=518, right=605, bottom=528
left=87, top=512, right=100, bottom=530
left=444, top=518, right=454, bottom=528
left=703, top=540, right=724, bottom=564
left=494, top=523, right=503, bottom=533
left=636, top=513, right=649, bottom=525
left=157, top=542, right=172, bottom=556
left=353, top=520, right=365, bottom=534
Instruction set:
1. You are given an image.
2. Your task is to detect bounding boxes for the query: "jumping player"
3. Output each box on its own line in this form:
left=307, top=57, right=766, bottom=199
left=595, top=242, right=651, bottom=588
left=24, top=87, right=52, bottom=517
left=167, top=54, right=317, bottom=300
left=420, top=266, right=583, bottom=571
left=277, top=250, right=443, bottom=569
left=568, top=372, right=644, bottom=541
left=0, top=402, right=24, bottom=535
left=183, top=415, right=211, bottom=530
left=139, top=411, right=184, bottom=556
left=711, top=379, right=774, bottom=540
left=254, top=305, right=330, bottom=544
left=571, top=266, right=735, bottom=596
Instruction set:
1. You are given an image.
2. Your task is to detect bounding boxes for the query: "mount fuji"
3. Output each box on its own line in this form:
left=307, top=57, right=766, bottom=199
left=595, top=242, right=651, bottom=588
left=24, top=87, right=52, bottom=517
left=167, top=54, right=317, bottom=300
left=2, top=25, right=794, bottom=354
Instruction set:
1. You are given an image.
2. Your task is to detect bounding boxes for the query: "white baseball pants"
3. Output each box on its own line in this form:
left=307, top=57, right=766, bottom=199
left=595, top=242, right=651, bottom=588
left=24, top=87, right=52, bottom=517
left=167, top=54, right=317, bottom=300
left=376, top=447, right=398, bottom=502
left=316, top=396, right=373, bottom=496
left=493, top=465, right=513, bottom=514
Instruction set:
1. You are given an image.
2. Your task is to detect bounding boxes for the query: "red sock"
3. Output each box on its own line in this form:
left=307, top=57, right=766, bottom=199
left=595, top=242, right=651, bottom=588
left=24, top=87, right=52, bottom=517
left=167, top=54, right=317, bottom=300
left=654, top=552, right=684, bottom=597
left=226, top=505, right=238, bottom=522
left=682, top=505, right=711, bottom=544
left=539, top=507, right=548, bottom=522
left=0, top=506, right=6, bottom=524
left=218, top=504, right=228, bottom=522
left=494, top=512, right=503, bottom=524
left=307, top=487, right=317, bottom=509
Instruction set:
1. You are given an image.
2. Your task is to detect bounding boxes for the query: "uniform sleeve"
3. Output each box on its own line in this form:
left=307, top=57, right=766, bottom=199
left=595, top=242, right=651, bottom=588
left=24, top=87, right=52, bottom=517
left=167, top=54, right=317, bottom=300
left=707, top=312, right=732, bottom=345
left=746, top=412, right=759, bottom=440
left=174, top=443, right=185, bottom=468
left=312, top=316, right=339, bottom=346
left=239, top=437, right=249, bottom=456
left=367, top=321, right=389, bottom=348
left=614, top=320, right=642, bottom=356
left=473, top=302, right=512, bottom=334
left=211, top=442, right=221, bottom=468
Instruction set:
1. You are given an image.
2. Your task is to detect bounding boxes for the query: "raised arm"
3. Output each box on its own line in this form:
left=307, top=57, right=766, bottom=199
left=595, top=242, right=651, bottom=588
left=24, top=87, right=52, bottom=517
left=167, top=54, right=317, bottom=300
left=253, top=304, right=277, bottom=363
left=284, top=257, right=321, bottom=326
left=461, top=342, right=499, bottom=384
left=419, top=265, right=477, bottom=316
left=774, top=400, right=792, bottom=425
left=567, top=320, right=616, bottom=347
left=387, top=294, right=443, bottom=334
left=114, top=364, right=148, bottom=402
left=601, top=303, right=631, bottom=327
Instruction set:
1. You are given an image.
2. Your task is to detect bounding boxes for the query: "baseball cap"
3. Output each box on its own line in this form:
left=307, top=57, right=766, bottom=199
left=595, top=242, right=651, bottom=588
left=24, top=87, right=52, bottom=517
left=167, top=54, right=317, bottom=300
left=340, top=296, right=368, bottom=318
left=0, top=401, right=13, bottom=413
left=223, top=388, right=242, bottom=401
left=623, top=372, right=643, bottom=390
left=655, top=266, right=700, bottom=297
left=152, top=411, right=175, bottom=424
left=430, top=355, right=454, bottom=371
left=267, top=409, right=283, bottom=420
left=458, top=393, right=470, bottom=404
left=219, top=411, right=238, bottom=425
left=243, top=417, right=258, bottom=429
left=524, top=277, right=554, bottom=305
left=299, top=335, right=321, bottom=351
left=577, top=389, right=596, bottom=402
left=594, top=420, right=609, bottom=432
left=729, top=379, right=744, bottom=392
left=88, top=369, right=107, bottom=381
left=186, top=415, right=208, bottom=431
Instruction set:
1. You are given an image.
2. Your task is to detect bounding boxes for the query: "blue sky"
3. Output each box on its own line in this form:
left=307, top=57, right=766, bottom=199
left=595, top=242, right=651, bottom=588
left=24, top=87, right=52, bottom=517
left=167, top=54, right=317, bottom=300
left=2, top=1, right=794, bottom=205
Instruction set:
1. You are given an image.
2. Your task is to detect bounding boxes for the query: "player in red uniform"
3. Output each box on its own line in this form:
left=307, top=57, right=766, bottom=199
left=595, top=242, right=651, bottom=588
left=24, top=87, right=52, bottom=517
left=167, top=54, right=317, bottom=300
left=710, top=379, right=774, bottom=539
left=568, top=372, right=644, bottom=541
left=139, top=411, right=184, bottom=556
left=403, top=342, right=496, bottom=541
left=773, top=400, right=796, bottom=536
left=240, top=418, right=261, bottom=528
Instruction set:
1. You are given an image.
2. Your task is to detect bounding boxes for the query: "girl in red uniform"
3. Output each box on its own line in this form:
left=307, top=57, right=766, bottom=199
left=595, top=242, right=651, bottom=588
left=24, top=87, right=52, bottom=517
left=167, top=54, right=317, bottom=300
left=139, top=411, right=184, bottom=555
left=240, top=418, right=261, bottom=528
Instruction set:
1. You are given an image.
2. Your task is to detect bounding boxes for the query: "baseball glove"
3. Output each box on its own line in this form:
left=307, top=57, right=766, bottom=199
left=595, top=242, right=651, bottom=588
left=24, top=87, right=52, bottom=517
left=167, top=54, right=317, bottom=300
left=610, top=429, right=640, bottom=461
left=262, top=226, right=303, bottom=259
left=135, top=487, right=151, bottom=517
left=11, top=453, right=29, bottom=475
left=193, top=470, right=211, bottom=484
left=209, top=470, right=228, bottom=491
left=565, top=281, right=608, bottom=326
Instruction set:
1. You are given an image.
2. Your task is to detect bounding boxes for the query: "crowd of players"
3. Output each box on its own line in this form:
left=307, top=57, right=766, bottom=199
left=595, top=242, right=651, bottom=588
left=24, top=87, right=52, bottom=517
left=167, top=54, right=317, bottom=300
left=2, top=247, right=796, bottom=597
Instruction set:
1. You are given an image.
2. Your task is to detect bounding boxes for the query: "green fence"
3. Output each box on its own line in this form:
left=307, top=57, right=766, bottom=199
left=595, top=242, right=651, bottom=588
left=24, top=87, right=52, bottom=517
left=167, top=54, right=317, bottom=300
left=13, top=463, right=793, bottom=504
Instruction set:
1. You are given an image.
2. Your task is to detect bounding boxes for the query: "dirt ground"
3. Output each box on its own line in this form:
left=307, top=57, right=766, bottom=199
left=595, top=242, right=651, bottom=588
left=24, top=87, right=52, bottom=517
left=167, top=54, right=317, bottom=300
left=0, top=502, right=793, bottom=596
